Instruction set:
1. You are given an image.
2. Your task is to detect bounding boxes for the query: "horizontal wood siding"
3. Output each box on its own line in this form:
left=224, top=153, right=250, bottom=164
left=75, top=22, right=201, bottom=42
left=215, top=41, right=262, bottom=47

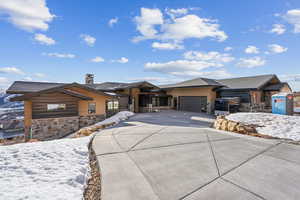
left=31, top=92, right=79, bottom=119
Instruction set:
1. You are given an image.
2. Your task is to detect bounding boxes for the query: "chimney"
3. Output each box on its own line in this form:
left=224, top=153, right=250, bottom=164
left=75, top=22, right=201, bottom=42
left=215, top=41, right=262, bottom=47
left=85, top=73, right=94, bottom=84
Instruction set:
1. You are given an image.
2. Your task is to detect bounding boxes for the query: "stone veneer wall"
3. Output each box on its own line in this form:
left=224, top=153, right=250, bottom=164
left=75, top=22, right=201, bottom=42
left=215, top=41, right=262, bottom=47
left=79, top=115, right=105, bottom=128
left=30, top=115, right=106, bottom=141
left=31, top=116, right=79, bottom=140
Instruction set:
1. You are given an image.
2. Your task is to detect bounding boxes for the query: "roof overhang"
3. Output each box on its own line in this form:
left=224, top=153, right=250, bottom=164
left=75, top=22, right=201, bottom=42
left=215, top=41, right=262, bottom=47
left=10, top=89, right=94, bottom=101
left=10, top=82, right=116, bottom=102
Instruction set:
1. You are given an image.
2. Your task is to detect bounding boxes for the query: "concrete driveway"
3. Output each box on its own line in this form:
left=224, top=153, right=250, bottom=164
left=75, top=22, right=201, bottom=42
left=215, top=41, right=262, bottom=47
left=93, top=111, right=300, bottom=200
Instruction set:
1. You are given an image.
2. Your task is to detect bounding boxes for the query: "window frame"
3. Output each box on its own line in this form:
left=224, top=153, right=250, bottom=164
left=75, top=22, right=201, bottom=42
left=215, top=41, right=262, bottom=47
left=88, top=102, right=96, bottom=114
left=47, top=104, right=66, bottom=111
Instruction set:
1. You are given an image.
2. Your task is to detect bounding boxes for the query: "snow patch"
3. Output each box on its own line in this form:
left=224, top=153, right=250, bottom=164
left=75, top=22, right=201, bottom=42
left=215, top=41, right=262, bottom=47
left=226, top=113, right=300, bottom=141
left=0, top=136, right=92, bottom=200
left=95, top=111, right=134, bottom=126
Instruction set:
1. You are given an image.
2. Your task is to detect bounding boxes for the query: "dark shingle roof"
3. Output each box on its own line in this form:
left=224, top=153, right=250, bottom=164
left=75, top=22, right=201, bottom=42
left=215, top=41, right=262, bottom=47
left=263, top=82, right=290, bottom=91
left=159, top=78, right=223, bottom=89
left=87, top=81, right=159, bottom=91
left=217, top=74, right=278, bottom=90
left=6, top=81, right=66, bottom=94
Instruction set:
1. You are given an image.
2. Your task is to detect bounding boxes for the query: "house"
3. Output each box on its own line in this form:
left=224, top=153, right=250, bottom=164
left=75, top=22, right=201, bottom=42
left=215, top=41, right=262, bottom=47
left=216, top=74, right=292, bottom=111
left=6, top=81, right=118, bottom=140
left=160, top=78, right=224, bottom=113
left=6, top=73, right=292, bottom=140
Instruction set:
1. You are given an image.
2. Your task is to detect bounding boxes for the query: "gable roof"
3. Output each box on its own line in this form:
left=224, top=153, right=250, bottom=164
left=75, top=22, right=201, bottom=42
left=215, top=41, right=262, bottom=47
left=11, top=89, right=93, bottom=101
left=217, top=74, right=279, bottom=90
left=87, top=81, right=159, bottom=91
left=263, top=82, right=292, bottom=91
left=159, top=77, right=223, bottom=89
left=6, top=81, right=66, bottom=94
left=9, top=82, right=114, bottom=101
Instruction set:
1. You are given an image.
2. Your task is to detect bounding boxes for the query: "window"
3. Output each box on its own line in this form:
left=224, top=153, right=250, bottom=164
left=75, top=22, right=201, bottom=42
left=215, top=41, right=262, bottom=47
left=88, top=103, right=96, bottom=114
left=47, top=104, right=66, bottom=111
left=107, top=100, right=119, bottom=110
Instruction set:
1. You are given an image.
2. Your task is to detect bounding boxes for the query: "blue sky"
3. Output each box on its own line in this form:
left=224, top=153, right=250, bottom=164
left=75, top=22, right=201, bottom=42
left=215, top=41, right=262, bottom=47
left=0, top=0, right=300, bottom=90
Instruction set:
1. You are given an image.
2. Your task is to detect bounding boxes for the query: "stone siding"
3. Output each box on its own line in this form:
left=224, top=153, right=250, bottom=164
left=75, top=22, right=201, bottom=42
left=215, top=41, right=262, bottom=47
left=31, top=116, right=79, bottom=140
left=79, top=115, right=105, bottom=128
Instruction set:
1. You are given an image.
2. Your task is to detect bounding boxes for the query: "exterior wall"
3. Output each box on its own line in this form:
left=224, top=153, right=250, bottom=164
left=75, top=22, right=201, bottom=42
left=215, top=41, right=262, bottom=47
left=79, top=115, right=105, bottom=128
left=280, top=84, right=292, bottom=93
left=166, top=87, right=217, bottom=113
left=31, top=92, right=79, bottom=119
left=69, top=87, right=111, bottom=116
left=250, top=91, right=262, bottom=104
left=131, top=88, right=140, bottom=112
left=24, top=100, right=32, bottom=140
left=31, top=116, right=79, bottom=140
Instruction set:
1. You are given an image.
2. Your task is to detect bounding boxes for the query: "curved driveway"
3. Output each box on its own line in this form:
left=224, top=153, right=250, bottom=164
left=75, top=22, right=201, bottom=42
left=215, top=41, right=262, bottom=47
left=93, top=111, right=300, bottom=200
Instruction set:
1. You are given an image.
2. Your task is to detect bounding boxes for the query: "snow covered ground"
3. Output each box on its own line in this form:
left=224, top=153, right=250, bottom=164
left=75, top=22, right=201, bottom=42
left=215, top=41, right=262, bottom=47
left=226, top=113, right=300, bottom=141
left=94, top=111, right=134, bottom=126
left=0, top=136, right=92, bottom=200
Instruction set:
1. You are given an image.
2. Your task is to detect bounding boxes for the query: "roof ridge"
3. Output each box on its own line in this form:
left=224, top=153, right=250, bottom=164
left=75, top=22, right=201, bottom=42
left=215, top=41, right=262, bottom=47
left=219, top=74, right=275, bottom=80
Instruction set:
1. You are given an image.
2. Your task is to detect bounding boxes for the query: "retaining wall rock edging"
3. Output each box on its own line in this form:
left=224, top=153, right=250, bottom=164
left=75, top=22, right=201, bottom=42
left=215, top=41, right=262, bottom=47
left=213, top=115, right=276, bottom=139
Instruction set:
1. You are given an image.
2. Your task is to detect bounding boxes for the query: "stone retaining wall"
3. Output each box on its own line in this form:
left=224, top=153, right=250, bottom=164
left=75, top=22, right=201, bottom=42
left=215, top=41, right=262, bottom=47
left=214, top=116, right=275, bottom=139
left=31, top=117, right=79, bottom=140
left=79, top=115, right=105, bottom=128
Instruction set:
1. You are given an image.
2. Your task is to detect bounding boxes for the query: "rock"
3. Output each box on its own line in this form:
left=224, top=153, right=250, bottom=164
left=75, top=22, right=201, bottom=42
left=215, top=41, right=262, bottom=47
left=228, top=121, right=238, bottom=132
left=221, top=120, right=229, bottom=131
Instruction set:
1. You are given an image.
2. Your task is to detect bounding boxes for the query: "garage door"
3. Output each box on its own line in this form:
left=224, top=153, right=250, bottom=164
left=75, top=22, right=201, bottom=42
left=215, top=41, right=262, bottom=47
left=178, top=96, right=207, bottom=112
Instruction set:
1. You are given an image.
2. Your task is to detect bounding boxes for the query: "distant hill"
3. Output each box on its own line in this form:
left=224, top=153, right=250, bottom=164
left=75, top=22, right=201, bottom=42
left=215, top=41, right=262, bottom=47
left=0, top=90, right=23, bottom=109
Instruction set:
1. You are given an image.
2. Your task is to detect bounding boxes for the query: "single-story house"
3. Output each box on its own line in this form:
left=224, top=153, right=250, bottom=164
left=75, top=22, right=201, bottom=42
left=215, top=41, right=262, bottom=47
left=6, top=73, right=292, bottom=140
left=216, top=74, right=292, bottom=111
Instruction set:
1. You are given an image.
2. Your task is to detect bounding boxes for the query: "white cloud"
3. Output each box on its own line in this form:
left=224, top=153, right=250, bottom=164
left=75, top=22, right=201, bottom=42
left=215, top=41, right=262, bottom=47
left=270, top=24, right=286, bottom=35
left=91, top=56, right=105, bottom=63
left=183, top=51, right=235, bottom=63
left=245, top=45, right=259, bottom=54
left=0, top=77, right=10, bottom=87
left=224, top=47, right=233, bottom=51
left=34, top=73, right=45, bottom=78
left=128, top=76, right=186, bottom=85
left=42, top=52, right=75, bottom=58
left=268, top=44, right=288, bottom=54
left=133, top=8, right=164, bottom=41
left=108, top=17, right=118, bottom=27
left=284, top=9, right=300, bottom=33
left=145, top=60, right=223, bottom=75
left=34, top=33, right=55, bottom=45
left=152, top=42, right=183, bottom=50
left=113, top=57, right=128, bottom=63
left=279, top=74, right=300, bottom=91
left=170, top=70, right=232, bottom=79
left=0, top=0, right=55, bottom=31
left=133, top=8, right=227, bottom=43
left=22, top=76, right=33, bottom=81
left=80, top=34, right=96, bottom=46
left=0, top=67, right=25, bottom=75
left=237, top=57, right=266, bottom=68
left=165, top=8, right=188, bottom=19
left=160, top=15, right=227, bottom=42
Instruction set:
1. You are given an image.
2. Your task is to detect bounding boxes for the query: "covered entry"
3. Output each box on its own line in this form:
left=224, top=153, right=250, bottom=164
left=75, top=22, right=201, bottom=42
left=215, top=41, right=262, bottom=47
left=178, top=96, right=207, bottom=113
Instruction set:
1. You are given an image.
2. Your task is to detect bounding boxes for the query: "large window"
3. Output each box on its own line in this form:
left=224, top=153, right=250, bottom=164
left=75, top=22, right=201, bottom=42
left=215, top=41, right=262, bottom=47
left=107, top=100, right=119, bottom=111
left=47, top=104, right=66, bottom=111
left=88, top=103, right=96, bottom=114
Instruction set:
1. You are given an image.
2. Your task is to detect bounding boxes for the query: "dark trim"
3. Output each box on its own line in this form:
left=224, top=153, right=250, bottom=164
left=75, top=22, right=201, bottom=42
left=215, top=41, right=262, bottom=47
left=161, top=85, right=221, bottom=90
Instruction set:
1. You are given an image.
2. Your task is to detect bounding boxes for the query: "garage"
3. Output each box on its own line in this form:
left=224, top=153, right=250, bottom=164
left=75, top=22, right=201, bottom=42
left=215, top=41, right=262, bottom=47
left=178, top=96, right=207, bottom=113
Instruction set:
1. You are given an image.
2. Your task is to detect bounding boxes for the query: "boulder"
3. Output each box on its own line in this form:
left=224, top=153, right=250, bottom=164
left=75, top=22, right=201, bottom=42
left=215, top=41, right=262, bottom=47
left=228, top=121, right=239, bottom=132
left=221, top=120, right=229, bottom=131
